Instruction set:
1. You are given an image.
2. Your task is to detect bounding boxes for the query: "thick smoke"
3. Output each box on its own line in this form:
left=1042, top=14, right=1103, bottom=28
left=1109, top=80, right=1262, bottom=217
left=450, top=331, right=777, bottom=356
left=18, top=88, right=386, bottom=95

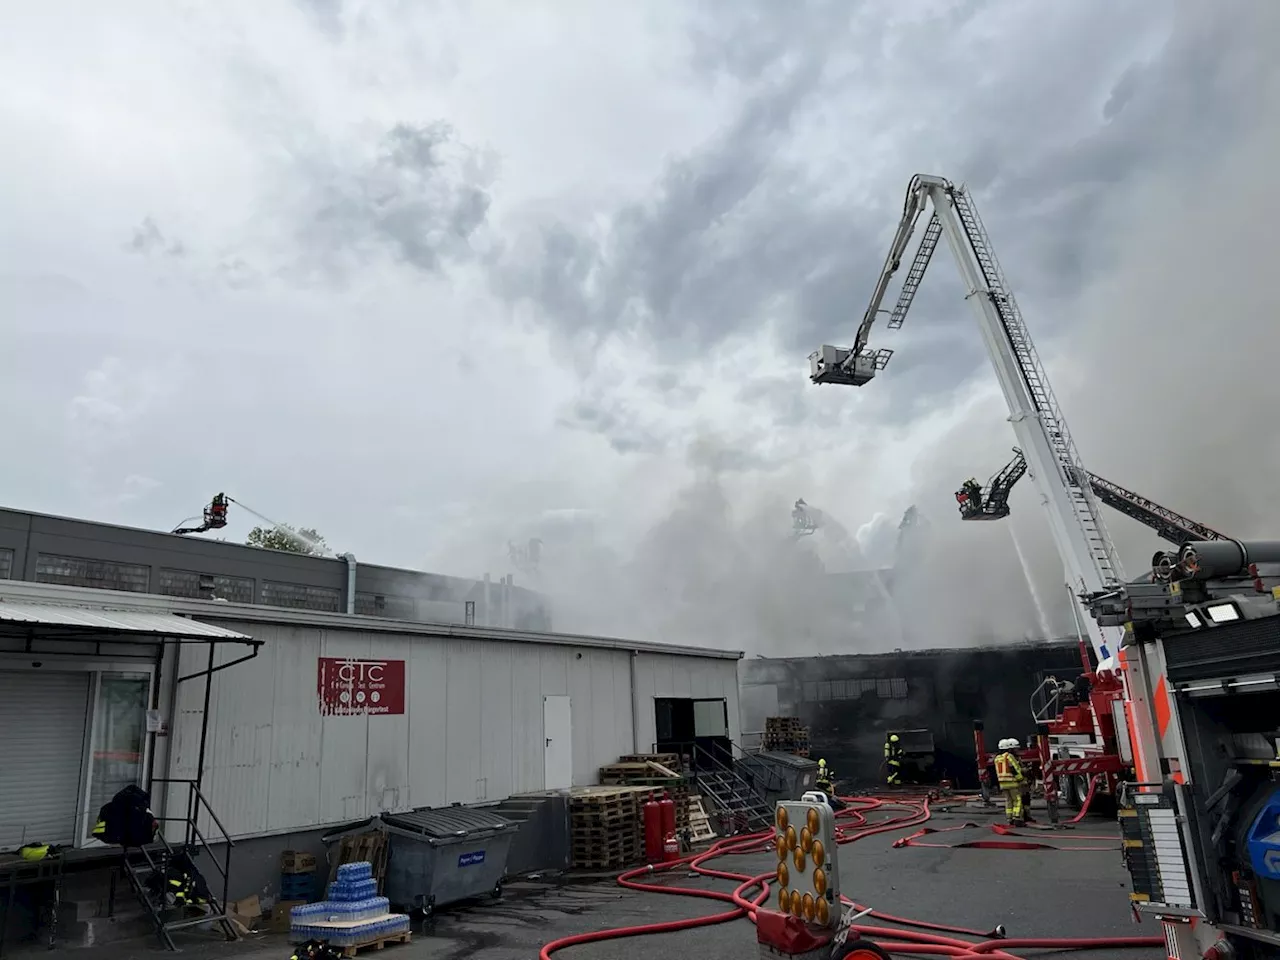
left=505, top=83, right=1279, bottom=655
left=432, top=4, right=1280, bottom=656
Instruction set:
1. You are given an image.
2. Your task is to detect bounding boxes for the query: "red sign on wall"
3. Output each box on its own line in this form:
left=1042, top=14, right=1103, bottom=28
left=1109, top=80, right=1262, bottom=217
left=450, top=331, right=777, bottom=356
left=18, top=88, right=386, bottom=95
left=317, top=657, right=406, bottom=716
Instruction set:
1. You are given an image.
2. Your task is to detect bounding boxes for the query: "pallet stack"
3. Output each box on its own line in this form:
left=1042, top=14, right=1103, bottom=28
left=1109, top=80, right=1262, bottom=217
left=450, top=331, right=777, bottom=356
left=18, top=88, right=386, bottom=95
left=569, top=787, right=642, bottom=869
left=598, top=756, right=690, bottom=833
left=763, top=716, right=811, bottom=757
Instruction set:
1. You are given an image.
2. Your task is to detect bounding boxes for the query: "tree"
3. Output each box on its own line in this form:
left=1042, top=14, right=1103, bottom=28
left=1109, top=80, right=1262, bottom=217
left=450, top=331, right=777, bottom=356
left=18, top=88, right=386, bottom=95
left=246, top=524, right=328, bottom=556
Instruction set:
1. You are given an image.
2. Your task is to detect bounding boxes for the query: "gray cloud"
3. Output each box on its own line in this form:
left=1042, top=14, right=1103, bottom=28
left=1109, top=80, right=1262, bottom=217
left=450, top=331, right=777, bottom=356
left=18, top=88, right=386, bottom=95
left=126, top=218, right=186, bottom=259
left=287, top=121, right=493, bottom=283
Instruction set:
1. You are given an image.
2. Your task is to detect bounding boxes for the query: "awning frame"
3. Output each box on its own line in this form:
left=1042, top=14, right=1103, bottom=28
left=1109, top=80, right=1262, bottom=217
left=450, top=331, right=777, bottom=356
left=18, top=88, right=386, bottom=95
left=0, top=605, right=261, bottom=835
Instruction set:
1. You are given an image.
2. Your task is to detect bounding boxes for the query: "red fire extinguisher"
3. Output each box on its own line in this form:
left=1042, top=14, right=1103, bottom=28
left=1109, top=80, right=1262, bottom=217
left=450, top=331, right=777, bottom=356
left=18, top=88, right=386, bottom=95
left=659, top=792, right=679, bottom=862
left=662, top=831, right=679, bottom=862
left=642, top=797, right=664, bottom=863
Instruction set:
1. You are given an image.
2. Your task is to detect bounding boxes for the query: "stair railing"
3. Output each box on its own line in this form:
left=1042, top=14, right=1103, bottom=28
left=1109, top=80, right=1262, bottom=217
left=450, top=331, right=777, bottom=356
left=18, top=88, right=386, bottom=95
left=151, top=778, right=235, bottom=917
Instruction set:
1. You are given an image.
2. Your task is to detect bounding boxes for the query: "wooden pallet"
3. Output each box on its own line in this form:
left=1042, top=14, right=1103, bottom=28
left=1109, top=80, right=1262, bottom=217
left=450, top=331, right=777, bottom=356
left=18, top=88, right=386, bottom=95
left=326, top=832, right=389, bottom=894
left=686, top=795, right=716, bottom=844
left=618, top=752, right=682, bottom=769
left=571, top=842, right=633, bottom=869
left=337, top=931, right=411, bottom=957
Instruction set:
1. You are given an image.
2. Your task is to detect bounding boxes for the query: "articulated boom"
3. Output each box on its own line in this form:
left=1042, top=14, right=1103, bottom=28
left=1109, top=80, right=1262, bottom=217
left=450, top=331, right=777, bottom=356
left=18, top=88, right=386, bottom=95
left=810, top=174, right=1124, bottom=665
left=959, top=449, right=1232, bottom=546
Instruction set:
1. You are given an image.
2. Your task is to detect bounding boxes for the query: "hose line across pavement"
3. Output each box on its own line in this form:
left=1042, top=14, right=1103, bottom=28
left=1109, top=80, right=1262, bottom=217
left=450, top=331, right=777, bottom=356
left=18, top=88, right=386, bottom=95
left=538, top=791, right=1163, bottom=960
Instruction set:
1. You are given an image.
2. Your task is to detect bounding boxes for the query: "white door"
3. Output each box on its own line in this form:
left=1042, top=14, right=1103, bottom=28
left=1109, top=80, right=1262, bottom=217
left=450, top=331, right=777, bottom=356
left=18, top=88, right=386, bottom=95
left=543, top=695, right=572, bottom=790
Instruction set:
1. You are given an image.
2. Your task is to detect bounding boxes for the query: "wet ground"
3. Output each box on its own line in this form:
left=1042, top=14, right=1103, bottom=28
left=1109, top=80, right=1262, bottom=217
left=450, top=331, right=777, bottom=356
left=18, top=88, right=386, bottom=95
left=16, top=802, right=1164, bottom=960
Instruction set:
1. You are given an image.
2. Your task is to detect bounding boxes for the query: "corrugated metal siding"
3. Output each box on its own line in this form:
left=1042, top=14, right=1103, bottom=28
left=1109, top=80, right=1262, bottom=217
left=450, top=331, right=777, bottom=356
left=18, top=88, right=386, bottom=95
left=0, top=671, right=91, bottom=848
left=170, top=621, right=674, bottom=838
left=632, top=652, right=743, bottom=752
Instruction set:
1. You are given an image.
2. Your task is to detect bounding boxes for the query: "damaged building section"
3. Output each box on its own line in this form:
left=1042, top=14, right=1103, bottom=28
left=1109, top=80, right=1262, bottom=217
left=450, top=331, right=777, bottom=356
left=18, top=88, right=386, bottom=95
left=739, top=640, right=1083, bottom=789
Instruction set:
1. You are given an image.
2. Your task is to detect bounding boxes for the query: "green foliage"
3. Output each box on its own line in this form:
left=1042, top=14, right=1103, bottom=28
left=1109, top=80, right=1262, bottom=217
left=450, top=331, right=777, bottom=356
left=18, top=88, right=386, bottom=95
left=246, top=524, right=327, bottom=556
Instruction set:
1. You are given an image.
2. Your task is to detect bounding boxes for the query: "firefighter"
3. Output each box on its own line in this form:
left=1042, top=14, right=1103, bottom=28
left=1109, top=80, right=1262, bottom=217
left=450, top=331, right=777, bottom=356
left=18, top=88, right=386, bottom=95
left=994, top=738, right=1027, bottom=825
left=816, top=758, right=834, bottom=793
left=884, top=733, right=903, bottom=785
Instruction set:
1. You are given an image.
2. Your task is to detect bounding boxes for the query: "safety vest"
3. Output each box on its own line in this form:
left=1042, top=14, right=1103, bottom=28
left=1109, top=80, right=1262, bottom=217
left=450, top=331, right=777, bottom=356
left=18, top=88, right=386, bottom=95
left=884, top=741, right=903, bottom=761
left=994, top=751, right=1024, bottom=786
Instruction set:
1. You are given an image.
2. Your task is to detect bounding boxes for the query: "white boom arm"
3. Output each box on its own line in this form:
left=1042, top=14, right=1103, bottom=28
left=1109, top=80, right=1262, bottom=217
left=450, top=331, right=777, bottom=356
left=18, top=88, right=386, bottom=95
left=810, top=174, right=1126, bottom=670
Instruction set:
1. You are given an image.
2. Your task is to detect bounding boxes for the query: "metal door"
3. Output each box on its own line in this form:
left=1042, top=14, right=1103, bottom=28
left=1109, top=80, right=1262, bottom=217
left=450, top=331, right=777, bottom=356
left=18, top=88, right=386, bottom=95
left=0, top=670, right=91, bottom=849
left=542, top=695, right=572, bottom=790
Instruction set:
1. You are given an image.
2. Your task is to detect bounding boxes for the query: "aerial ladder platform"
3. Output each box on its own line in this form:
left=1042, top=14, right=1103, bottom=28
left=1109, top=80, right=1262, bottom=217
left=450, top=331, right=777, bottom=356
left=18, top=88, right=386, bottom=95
left=809, top=174, right=1165, bottom=819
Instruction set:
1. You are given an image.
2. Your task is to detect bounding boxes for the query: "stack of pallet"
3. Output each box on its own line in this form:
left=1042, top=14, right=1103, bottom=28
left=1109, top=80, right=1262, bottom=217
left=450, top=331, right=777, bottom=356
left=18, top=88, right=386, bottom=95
left=763, top=716, right=811, bottom=756
left=597, top=755, right=691, bottom=834
left=569, top=786, right=644, bottom=868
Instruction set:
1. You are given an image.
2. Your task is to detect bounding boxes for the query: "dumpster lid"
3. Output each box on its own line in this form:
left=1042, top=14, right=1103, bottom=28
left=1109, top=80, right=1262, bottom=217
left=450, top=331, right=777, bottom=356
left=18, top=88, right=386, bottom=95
left=381, top=806, right=513, bottom=838
left=757, top=751, right=819, bottom=770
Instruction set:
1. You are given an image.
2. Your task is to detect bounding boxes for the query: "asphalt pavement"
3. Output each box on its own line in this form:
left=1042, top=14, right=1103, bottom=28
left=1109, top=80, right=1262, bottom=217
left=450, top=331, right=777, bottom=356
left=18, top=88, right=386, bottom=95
left=42, top=803, right=1165, bottom=960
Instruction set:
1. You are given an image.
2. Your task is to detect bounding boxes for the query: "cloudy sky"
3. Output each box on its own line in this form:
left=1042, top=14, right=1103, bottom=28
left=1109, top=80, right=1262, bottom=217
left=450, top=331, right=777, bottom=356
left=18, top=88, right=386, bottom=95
left=3, top=1, right=1278, bottom=652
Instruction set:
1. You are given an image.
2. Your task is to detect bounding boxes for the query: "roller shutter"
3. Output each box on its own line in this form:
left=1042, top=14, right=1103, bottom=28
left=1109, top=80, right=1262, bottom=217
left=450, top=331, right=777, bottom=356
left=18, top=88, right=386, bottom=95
left=0, top=671, right=91, bottom=850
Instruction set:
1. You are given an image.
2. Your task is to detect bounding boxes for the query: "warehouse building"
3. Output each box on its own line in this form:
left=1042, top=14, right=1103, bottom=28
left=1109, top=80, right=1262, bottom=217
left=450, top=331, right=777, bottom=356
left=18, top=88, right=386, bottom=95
left=0, top=509, right=743, bottom=915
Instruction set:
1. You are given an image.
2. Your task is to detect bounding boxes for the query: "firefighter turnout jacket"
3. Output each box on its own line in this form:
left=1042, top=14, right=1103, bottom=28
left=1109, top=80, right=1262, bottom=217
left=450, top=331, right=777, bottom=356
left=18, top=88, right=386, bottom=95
left=994, top=749, right=1025, bottom=788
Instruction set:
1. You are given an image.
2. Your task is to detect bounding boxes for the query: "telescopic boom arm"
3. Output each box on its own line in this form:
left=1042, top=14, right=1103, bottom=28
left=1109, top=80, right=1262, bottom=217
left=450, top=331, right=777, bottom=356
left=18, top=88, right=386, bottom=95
left=810, top=175, right=1125, bottom=668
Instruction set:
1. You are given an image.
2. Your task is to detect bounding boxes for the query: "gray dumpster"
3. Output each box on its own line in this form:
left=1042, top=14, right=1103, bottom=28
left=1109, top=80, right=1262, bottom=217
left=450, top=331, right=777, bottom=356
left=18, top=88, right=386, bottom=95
left=376, top=807, right=517, bottom=917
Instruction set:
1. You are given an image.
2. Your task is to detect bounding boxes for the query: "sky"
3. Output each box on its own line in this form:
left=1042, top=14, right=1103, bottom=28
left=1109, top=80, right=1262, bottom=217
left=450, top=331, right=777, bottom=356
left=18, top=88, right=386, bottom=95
left=3, top=1, right=1278, bottom=655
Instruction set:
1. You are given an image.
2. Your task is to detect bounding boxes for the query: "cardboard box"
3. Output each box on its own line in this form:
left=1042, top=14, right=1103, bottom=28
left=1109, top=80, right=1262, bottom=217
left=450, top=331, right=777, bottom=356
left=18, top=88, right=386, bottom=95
left=271, top=899, right=308, bottom=933
left=280, top=850, right=317, bottom=874
left=228, top=894, right=262, bottom=932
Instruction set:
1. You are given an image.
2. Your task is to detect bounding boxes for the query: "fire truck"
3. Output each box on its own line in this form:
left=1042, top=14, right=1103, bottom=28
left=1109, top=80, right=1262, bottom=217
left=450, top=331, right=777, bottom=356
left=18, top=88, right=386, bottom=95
left=957, top=447, right=1231, bottom=812
left=1084, top=542, right=1280, bottom=959
left=810, top=173, right=1280, bottom=957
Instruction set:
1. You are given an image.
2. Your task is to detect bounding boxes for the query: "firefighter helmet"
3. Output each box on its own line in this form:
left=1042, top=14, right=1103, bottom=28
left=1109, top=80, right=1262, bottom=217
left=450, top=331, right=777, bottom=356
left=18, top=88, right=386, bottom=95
left=997, top=738, right=1019, bottom=750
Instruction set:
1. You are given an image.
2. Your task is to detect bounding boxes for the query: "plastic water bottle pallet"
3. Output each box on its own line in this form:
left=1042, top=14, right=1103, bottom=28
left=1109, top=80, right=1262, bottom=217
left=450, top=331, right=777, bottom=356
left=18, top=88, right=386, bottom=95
left=290, top=915, right=412, bottom=956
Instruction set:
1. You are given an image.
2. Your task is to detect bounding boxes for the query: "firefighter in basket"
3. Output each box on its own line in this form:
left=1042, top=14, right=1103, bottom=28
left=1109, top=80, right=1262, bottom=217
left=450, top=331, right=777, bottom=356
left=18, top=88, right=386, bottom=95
left=993, top=738, right=1028, bottom=826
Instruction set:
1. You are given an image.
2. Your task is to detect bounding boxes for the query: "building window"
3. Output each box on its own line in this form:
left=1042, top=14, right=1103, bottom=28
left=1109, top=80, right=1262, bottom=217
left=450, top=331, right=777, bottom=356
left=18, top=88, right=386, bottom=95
left=801, top=676, right=908, bottom=703
left=261, top=580, right=342, bottom=612
left=0, top=547, right=12, bottom=579
left=34, top=553, right=150, bottom=593
left=354, top=592, right=416, bottom=619
left=158, top=568, right=254, bottom=604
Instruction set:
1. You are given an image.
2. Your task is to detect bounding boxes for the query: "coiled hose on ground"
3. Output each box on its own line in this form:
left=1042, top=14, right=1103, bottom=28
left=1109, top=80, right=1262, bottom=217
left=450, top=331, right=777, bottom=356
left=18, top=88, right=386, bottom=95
left=538, top=791, right=1162, bottom=960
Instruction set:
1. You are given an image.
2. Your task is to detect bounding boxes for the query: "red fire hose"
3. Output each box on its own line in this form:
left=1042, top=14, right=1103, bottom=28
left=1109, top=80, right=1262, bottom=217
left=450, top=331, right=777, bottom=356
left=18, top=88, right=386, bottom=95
left=538, top=791, right=1162, bottom=960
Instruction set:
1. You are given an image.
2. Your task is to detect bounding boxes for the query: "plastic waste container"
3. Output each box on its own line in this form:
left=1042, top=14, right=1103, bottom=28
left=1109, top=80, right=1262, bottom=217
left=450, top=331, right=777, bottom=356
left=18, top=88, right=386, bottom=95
left=326, top=807, right=518, bottom=918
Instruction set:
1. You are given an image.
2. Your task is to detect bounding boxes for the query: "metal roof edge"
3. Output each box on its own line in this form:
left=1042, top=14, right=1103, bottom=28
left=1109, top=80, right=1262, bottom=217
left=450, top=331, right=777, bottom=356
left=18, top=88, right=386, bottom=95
left=0, top=580, right=742, bottom=660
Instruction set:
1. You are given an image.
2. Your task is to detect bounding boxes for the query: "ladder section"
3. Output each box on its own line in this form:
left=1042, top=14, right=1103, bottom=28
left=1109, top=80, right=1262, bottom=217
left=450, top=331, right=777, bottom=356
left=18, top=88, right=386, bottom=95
left=1087, top=473, right=1229, bottom=545
left=948, top=188, right=1123, bottom=585
left=888, top=212, right=942, bottom=329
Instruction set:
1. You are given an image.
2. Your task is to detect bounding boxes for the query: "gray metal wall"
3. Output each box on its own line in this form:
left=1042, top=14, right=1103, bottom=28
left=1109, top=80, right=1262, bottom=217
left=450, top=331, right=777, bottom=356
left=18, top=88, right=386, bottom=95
left=163, top=620, right=738, bottom=840
left=0, top=507, right=550, bottom=630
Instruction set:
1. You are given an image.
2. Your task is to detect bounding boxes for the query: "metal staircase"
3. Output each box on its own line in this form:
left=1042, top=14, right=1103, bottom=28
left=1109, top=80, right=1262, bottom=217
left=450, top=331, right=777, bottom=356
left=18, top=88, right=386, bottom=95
left=111, top=779, right=237, bottom=951
left=949, top=187, right=1123, bottom=586
left=690, top=744, right=775, bottom=834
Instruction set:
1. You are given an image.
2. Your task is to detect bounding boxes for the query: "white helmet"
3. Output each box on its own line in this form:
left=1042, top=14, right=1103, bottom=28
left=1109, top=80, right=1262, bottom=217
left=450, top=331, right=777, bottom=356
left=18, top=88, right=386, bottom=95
left=997, top=738, right=1020, bottom=751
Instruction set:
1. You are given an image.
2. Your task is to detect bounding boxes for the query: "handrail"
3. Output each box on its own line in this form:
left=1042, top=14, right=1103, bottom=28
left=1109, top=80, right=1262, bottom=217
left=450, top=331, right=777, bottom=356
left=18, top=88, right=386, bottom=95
left=151, top=778, right=234, bottom=910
